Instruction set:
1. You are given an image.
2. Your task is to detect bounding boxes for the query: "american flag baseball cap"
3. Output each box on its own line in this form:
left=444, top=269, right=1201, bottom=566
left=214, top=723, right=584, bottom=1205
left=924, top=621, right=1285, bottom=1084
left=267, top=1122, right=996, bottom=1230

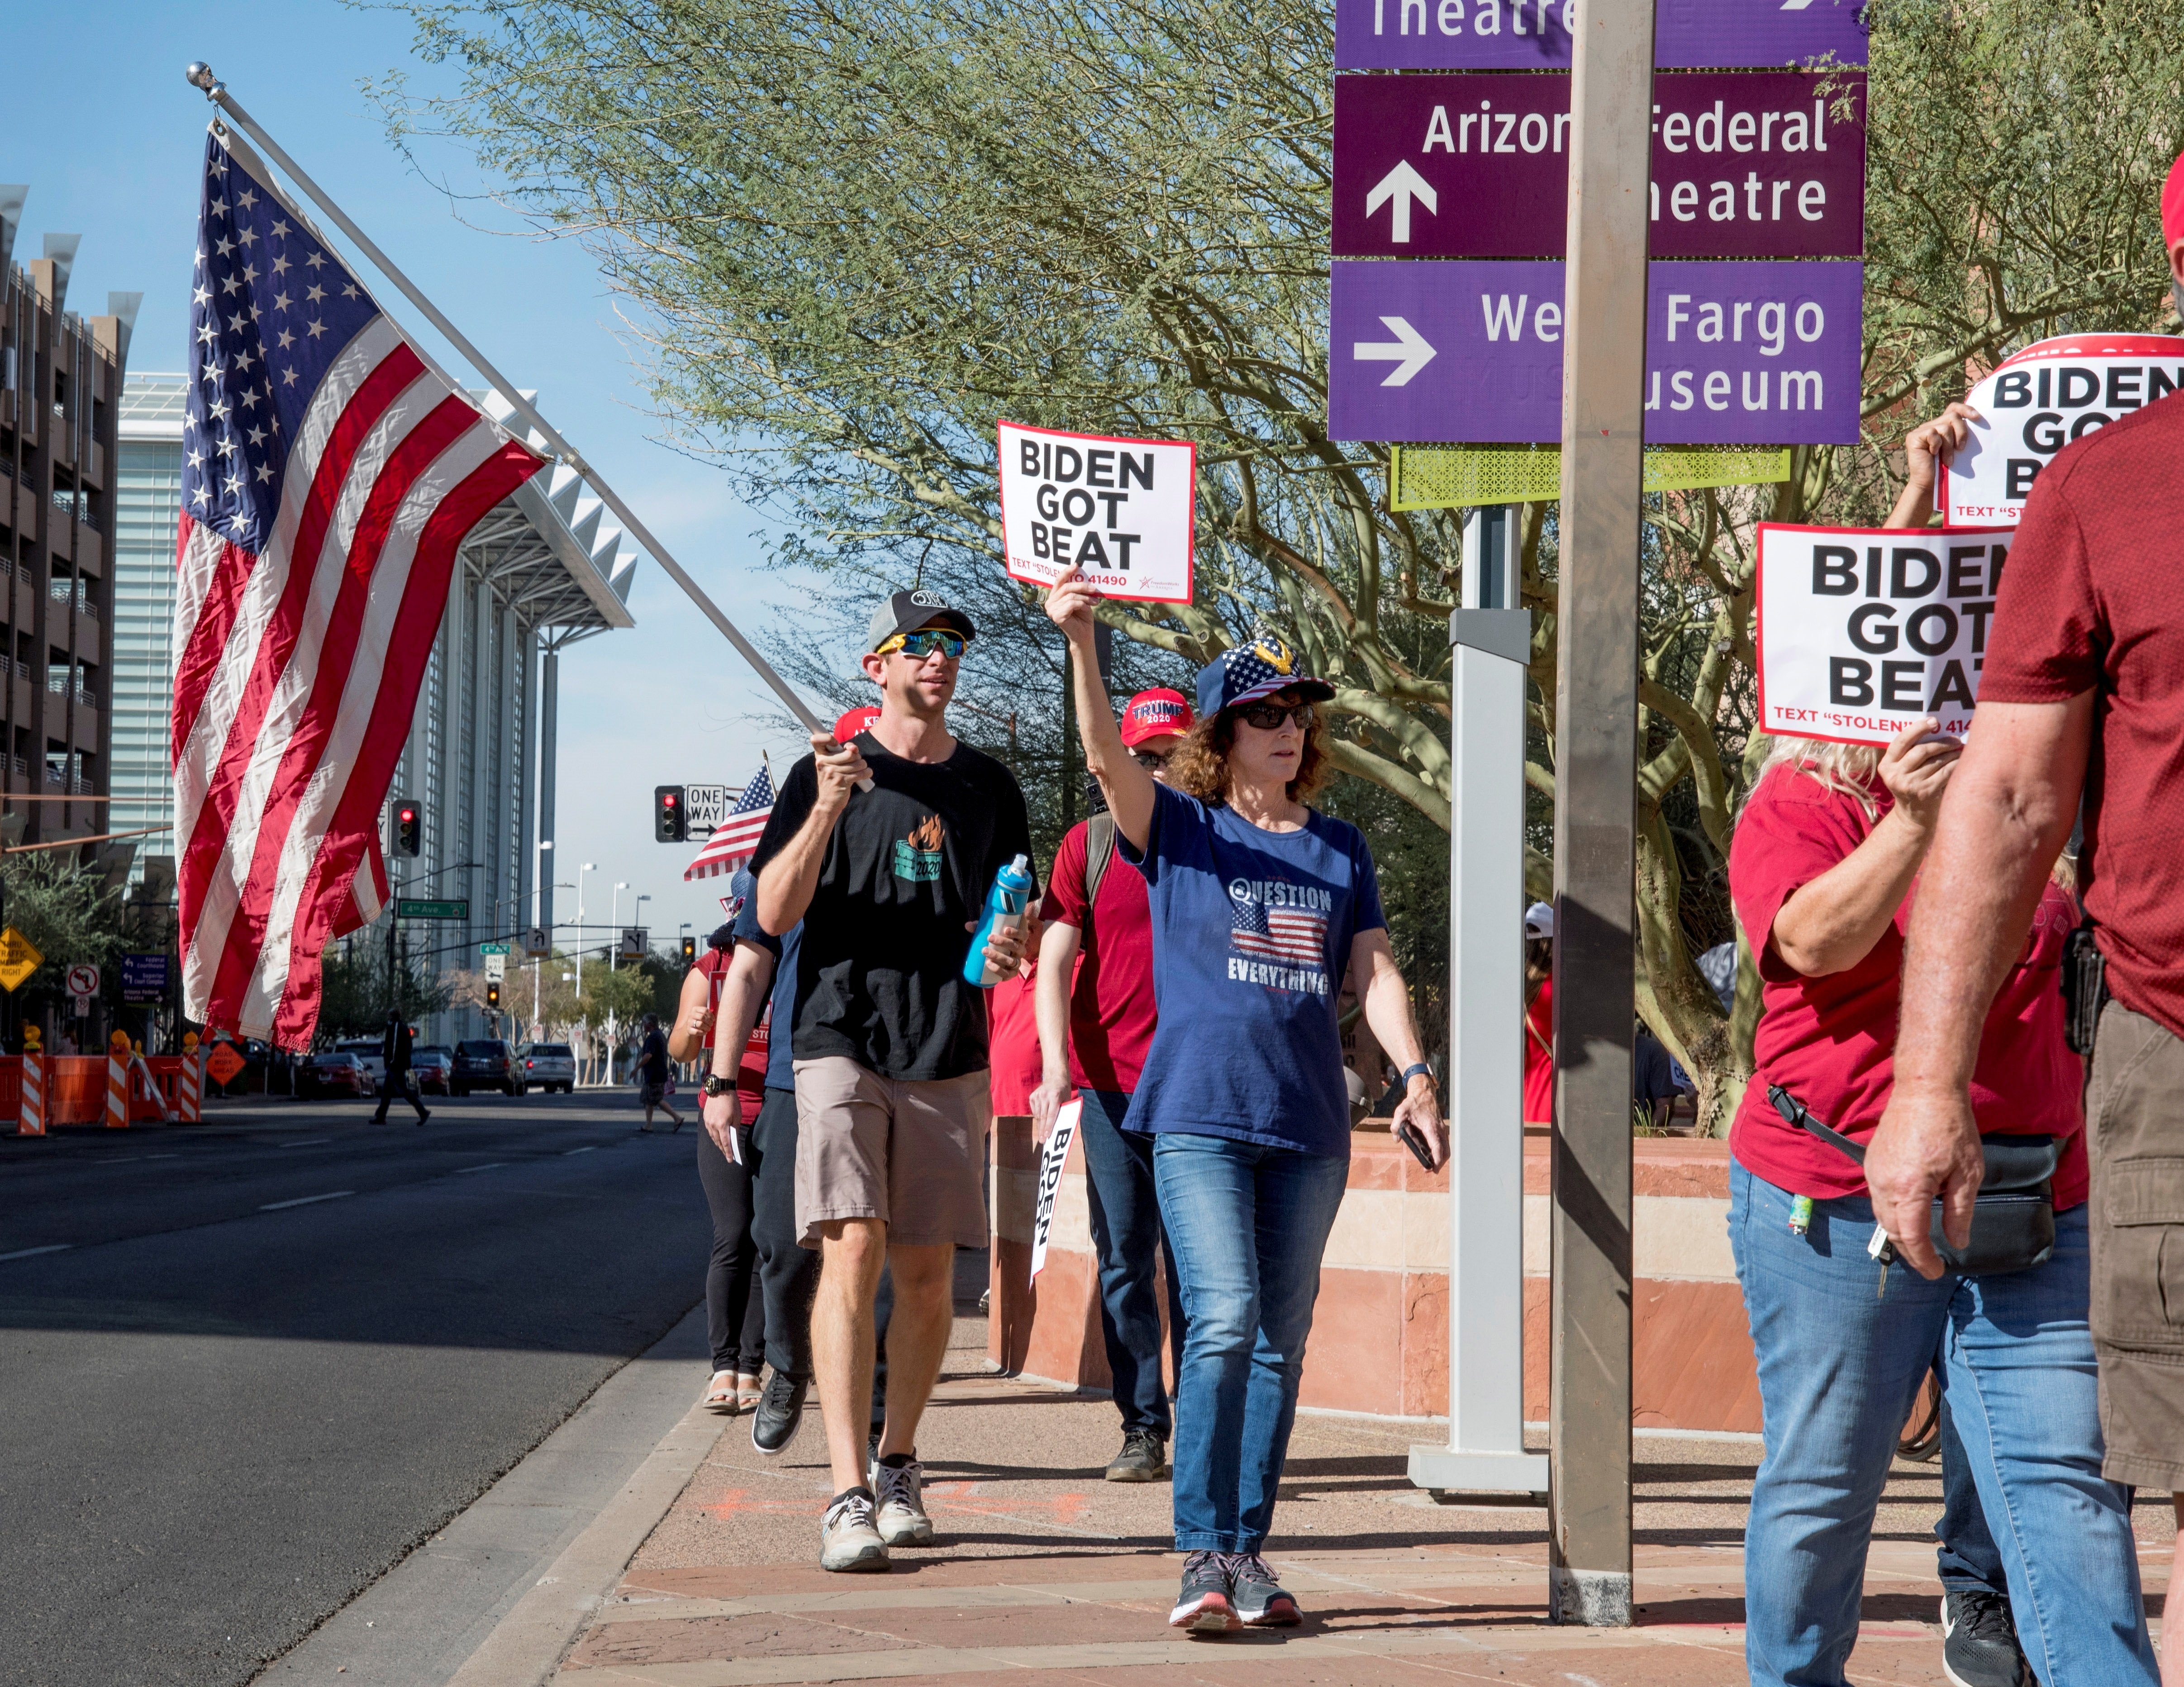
left=1119, top=689, right=1194, bottom=747
left=1196, top=633, right=1335, bottom=719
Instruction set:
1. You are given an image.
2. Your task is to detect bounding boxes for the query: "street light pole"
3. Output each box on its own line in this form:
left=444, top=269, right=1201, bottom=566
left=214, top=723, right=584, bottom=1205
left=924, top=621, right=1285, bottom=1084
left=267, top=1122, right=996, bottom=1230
left=1546, top=0, right=1654, bottom=1630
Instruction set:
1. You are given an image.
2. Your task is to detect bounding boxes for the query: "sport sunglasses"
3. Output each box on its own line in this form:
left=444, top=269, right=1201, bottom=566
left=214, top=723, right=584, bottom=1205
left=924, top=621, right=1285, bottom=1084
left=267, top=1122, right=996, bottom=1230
left=877, top=629, right=966, bottom=660
left=1234, top=701, right=1316, bottom=731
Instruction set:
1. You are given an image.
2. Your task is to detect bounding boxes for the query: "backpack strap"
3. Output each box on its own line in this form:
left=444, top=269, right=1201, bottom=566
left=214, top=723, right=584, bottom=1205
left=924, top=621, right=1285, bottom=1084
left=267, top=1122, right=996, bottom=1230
left=1082, top=814, right=1118, bottom=932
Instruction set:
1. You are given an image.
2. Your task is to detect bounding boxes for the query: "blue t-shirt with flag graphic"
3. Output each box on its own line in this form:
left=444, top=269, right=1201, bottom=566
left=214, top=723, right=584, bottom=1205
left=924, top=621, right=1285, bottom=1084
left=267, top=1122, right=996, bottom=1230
left=1120, top=782, right=1385, bottom=1158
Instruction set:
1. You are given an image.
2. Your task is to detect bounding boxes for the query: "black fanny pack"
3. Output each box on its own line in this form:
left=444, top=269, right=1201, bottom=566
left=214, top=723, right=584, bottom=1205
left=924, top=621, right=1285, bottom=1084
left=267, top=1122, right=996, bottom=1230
left=1767, top=1085, right=2058, bottom=1276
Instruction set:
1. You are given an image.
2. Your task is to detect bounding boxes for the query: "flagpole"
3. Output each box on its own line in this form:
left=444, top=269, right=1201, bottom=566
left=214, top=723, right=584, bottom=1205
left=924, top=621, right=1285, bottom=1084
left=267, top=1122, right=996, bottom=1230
left=182, top=62, right=829, bottom=742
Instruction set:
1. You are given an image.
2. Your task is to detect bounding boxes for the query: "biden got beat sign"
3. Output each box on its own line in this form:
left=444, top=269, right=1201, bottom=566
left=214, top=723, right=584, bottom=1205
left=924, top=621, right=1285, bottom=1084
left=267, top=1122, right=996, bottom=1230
left=1756, top=523, right=2016, bottom=747
left=999, top=421, right=1196, bottom=604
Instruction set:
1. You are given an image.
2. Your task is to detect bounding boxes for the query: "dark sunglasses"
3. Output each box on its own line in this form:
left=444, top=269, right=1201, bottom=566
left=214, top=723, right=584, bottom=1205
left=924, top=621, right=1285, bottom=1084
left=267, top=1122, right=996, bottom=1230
left=1131, top=748, right=1172, bottom=771
left=879, top=629, right=966, bottom=660
left=1235, top=701, right=1315, bottom=731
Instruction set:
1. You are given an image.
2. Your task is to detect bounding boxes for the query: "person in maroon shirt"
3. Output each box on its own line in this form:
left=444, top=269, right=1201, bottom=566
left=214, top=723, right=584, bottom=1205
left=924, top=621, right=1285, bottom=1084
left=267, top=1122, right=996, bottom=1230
left=1876, top=152, right=2184, bottom=1687
left=1031, top=688, right=1192, bottom=1484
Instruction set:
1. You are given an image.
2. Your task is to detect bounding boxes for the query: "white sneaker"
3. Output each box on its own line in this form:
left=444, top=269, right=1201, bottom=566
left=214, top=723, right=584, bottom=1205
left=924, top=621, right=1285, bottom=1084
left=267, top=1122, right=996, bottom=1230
left=818, top=1488, right=890, bottom=1573
left=869, top=1453, right=935, bottom=1546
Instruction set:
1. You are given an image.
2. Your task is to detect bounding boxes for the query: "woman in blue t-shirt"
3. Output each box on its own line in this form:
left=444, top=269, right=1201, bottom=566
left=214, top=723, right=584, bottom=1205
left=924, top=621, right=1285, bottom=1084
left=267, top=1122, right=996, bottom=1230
left=1047, top=567, right=1447, bottom=1635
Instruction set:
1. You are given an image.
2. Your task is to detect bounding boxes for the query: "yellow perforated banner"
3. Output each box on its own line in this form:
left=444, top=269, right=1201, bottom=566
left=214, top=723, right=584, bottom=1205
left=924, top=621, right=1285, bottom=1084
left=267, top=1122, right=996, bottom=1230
left=1389, top=444, right=1790, bottom=510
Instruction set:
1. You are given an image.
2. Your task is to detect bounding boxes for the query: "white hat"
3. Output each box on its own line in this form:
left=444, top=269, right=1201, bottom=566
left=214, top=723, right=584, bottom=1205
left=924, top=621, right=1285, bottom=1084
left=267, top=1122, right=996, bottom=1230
left=1523, top=901, right=1555, bottom=939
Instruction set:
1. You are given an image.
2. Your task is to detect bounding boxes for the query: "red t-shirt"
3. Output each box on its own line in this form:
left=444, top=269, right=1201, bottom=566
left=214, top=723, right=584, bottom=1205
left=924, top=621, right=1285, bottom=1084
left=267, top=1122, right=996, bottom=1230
left=986, top=965, right=1042, bottom=1116
left=1979, top=389, right=2184, bottom=1042
left=1727, top=762, right=2087, bottom=1206
left=1523, top=976, right=1554, bottom=1125
left=692, top=948, right=768, bottom=1108
left=1042, top=819, right=1159, bottom=1092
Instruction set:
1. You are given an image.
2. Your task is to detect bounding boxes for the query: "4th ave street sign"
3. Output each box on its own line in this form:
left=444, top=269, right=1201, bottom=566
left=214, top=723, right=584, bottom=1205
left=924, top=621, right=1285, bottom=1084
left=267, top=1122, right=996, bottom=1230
left=395, top=899, right=469, bottom=921
left=1332, top=71, right=1864, bottom=259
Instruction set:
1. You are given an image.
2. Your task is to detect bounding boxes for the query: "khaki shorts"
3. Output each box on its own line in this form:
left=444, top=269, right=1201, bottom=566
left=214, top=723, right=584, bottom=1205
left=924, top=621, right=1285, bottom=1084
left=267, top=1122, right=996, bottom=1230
left=2088, top=999, right=2184, bottom=1487
left=792, top=1057, right=990, bottom=1249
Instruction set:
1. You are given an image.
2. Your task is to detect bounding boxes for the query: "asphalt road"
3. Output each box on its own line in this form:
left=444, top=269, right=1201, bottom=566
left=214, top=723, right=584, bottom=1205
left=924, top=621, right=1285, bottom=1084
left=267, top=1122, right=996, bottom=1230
left=0, top=1090, right=714, bottom=1687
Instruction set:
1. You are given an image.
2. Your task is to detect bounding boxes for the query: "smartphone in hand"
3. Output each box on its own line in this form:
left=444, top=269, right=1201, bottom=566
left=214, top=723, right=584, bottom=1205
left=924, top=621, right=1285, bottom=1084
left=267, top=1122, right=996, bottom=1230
left=1394, top=1121, right=1435, bottom=1171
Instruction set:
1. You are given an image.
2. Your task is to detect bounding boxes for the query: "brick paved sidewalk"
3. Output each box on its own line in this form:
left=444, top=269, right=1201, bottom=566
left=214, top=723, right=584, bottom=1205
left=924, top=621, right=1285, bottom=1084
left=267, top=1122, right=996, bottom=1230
left=550, top=1298, right=2174, bottom=1686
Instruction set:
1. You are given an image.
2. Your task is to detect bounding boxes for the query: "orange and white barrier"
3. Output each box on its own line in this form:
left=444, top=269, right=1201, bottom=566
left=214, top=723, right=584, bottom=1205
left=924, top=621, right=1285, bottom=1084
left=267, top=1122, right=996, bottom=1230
left=18, top=1051, right=43, bottom=1137
left=177, top=1051, right=202, bottom=1122
left=104, top=1053, right=129, bottom=1129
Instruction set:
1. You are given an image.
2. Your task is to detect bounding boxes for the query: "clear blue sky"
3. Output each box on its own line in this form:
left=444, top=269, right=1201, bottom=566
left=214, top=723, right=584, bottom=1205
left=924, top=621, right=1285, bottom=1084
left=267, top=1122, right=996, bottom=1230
left=10, top=1, right=823, bottom=948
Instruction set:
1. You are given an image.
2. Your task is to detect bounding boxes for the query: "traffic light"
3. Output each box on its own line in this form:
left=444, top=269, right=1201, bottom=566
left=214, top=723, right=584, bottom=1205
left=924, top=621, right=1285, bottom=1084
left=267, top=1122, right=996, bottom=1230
left=394, top=798, right=421, bottom=857
left=654, top=785, right=686, bottom=842
left=680, top=934, right=697, bottom=966
left=485, top=980, right=500, bottom=1010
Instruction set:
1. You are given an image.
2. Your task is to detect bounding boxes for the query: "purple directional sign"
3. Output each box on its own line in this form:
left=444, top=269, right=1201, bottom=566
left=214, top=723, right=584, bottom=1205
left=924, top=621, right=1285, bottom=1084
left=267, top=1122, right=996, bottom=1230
left=1332, top=71, right=1864, bottom=258
left=1328, top=259, right=1863, bottom=445
left=1336, top=0, right=1869, bottom=71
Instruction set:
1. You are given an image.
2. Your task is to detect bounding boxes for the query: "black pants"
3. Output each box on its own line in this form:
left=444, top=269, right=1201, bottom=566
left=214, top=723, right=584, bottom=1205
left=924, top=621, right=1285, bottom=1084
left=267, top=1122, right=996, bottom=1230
left=371, top=1070, right=427, bottom=1124
left=696, top=1120, right=767, bottom=1375
left=751, top=1084, right=889, bottom=1408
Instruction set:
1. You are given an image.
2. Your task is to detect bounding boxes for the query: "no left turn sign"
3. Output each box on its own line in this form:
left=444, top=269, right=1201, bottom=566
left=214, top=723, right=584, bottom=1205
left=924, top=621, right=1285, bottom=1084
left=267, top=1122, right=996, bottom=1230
left=65, top=963, right=99, bottom=998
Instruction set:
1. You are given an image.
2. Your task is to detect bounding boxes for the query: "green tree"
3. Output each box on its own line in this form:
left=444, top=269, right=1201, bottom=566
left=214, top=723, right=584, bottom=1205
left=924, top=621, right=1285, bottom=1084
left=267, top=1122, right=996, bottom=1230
left=0, top=850, right=132, bottom=998
left=376, top=0, right=2184, bottom=1130
left=317, top=931, right=456, bottom=1043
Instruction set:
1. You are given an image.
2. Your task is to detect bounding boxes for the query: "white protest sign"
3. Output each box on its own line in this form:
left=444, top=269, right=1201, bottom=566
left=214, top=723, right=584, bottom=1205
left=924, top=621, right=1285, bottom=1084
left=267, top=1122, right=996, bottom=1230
left=1756, top=522, right=2016, bottom=747
left=1028, top=1098, right=1084, bottom=1284
left=1941, top=334, right=2184, bottom=527
left=999, top=420, right=1195, bottom=604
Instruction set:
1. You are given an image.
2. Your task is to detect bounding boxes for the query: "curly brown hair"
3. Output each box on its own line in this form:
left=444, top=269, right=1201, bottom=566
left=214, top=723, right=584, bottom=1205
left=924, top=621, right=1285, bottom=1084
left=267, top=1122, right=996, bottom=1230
left=1165, top=696, right=1334, bottom=807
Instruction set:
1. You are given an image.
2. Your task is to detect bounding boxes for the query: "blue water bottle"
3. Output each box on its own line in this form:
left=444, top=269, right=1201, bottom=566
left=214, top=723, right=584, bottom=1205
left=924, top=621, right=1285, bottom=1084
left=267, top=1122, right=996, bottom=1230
left=963, top=853, right=1034, bottom=986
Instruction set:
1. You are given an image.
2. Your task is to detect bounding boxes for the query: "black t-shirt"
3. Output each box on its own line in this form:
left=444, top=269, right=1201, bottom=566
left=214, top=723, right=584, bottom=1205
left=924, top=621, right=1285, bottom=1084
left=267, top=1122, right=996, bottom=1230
left=750, top=731, right=1034, bottom=1081
left=639, top=1027, right=669, bottom=1082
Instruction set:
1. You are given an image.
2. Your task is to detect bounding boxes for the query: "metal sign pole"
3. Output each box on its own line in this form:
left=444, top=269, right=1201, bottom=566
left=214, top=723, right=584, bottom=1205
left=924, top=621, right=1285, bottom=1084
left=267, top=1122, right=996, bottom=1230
left=182, top=62, right=827, bottom=739
left=1408, top=494, right=1543, bottom=1493
left=1547, top=0, right=1652, bottom=1630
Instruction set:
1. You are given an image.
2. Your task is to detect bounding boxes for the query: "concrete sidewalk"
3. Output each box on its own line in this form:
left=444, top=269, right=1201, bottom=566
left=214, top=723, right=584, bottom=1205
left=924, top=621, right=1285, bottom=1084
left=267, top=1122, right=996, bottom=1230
left=528, top=1295, right=2176, bottom=1687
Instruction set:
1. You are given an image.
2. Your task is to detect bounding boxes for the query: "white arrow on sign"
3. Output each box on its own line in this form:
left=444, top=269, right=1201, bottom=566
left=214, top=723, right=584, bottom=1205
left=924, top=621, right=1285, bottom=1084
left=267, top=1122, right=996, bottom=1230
left=1352, top=315, right=1437, bottom=388
left=1365, top=160, right=1437, bottom=245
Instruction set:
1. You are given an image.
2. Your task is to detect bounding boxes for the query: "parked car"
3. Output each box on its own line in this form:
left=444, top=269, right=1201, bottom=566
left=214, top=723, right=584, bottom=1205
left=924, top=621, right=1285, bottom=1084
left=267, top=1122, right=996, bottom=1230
left=451, top=1039, right=524, bottom=1098
left=516, top=1043, right=576, bottom=1094
left=300, top=1051, right=373, bottom=1100
left=333, top=1037, right=386, bottom=1087
left=411, top=1047, right=454, bottom=1095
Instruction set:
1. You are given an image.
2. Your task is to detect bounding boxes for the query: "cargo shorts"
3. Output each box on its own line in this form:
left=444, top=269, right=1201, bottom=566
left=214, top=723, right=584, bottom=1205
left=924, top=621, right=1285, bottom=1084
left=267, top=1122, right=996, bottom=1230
left=2087, top=998, right=2184, bottom=1487
left=791, top=1057, right=990, bottom=1250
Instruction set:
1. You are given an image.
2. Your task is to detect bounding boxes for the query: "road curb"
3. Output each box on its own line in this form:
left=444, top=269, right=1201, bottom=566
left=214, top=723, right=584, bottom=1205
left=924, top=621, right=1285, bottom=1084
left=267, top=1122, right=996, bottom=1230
left=443, top=1369, right=724, bottom=1687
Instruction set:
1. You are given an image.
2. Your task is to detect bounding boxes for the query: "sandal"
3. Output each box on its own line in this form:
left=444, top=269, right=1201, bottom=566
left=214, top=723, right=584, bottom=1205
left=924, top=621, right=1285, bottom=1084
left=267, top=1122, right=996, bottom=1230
left=704, top=1370, right=739, bottom=1414
left=735, top=1372, right=763, bottom=1413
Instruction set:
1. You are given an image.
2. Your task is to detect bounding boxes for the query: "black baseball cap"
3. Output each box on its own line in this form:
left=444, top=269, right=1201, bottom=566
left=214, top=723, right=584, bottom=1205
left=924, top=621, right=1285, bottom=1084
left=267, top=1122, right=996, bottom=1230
left=866, top=588, right=976, bottom=653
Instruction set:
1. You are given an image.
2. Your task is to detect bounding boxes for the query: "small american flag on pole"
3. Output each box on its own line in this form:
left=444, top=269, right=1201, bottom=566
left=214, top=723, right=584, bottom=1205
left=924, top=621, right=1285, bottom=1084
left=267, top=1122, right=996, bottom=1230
left=171, top=124, right=545, bottom=1046
left=1231, top=891, right=1329, bottom=967
left=684, top=765, right=775, bottom=881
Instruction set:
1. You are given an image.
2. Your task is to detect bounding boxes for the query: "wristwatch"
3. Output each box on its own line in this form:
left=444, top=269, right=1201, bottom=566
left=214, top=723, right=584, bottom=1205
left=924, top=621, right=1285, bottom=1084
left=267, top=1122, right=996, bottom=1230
left=1400, top=1062, right=1435, bottom=1087
left=702, top=1072, right=735, bottom=1098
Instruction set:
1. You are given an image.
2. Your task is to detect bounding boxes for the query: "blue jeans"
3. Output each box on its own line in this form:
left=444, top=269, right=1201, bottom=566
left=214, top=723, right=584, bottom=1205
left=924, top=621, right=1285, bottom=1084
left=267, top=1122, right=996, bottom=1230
left=1935, top=1389, right=2006, bottom=1595
left=1730, top=1163, right=2155, bottom=1687
left=1078, top=1090, right=1185, bottom=1435
left=1152, top=1133, right=1349, bottom=1553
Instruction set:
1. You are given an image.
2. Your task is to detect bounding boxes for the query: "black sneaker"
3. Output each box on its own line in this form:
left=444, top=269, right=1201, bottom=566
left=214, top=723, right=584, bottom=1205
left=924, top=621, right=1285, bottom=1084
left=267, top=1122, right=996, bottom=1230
left=1169, top=1550, right=1239, bottom=1633
left=1941, top=1588, right=2030, bottom=1687
left=751, top=1370, right=807, bottom=1456
left=1225, top=1553, right=1300, bottom=1626
left=1105, top=1428, right=1169, bottom=1482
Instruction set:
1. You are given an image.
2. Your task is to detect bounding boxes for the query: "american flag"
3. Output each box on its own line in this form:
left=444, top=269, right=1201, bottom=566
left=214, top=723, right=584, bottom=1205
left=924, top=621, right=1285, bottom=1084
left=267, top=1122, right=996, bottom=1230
left=171, top=124, right=544, bottom=1046
left=684, top=765, right=775, bottom=881
left=1231, top=891, right=1329, bottom=967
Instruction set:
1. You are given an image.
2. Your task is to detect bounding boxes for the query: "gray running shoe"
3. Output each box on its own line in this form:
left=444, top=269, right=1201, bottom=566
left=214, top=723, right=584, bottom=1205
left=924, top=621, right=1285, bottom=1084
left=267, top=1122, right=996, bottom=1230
left=869, top=1452, right=935, bottom=1547
left=1941, top=1589, right=2030, bottom=1687
left=1169, top=1550, right=1239, bottom=1633
left=818, top=1487, right=890, bottom=1573
left=1104, top=1428, right=1169, bottom=1482
left=1225, top=1553, right=1301, bottom=1626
